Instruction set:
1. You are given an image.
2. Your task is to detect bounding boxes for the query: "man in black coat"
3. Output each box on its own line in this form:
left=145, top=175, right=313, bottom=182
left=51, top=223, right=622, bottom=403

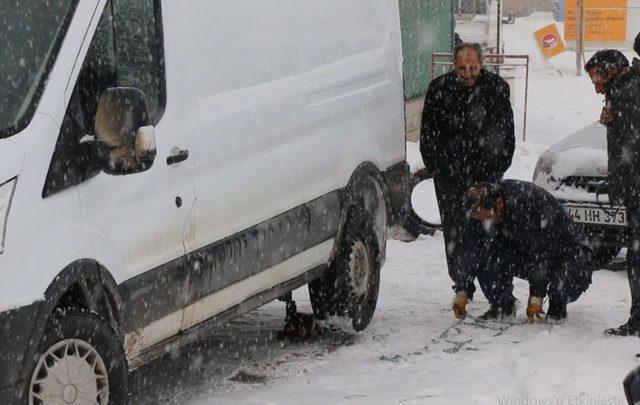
left=420, top=43, right=515, bottom=307
left=457, top=180, right=592, bottom=322
left=586, top=48, right=640, bottom=335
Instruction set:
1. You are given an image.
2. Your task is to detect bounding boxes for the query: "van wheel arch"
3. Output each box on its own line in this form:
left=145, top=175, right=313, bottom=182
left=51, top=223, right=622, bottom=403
left=337, top=163, right=388, bottom=263
left=309, top=163, right=388, bottom=330
left=17, top=260, right=125, bottom=400
left=40, top=260, right=124, bottom=336
left=27, top=261, right=124, bottom=358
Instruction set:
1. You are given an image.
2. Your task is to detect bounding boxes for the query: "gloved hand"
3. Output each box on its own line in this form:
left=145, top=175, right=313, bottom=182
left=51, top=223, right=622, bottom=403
left=600, top=105, right=614, bottom=126
left=526, top=296, right=544, bottom=323
left=452, top=291, right=468, bottom=319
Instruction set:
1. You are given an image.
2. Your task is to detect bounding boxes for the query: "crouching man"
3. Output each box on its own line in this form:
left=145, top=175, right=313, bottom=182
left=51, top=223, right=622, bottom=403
left=453, top=180, right=593, bottom=322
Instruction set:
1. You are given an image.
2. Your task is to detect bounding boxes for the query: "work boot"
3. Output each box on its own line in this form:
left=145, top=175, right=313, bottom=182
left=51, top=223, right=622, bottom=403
left=546, top=300, right=567, bottom=321
left=604, top=319, right=640, bottom=337
left=479, top=303, right=515, bottom=320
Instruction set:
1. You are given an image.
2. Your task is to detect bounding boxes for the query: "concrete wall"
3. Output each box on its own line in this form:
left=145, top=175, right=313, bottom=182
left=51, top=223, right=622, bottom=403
left=399, top=0, right=453, bottom=141
left=503, top=0, right=555, bottom=17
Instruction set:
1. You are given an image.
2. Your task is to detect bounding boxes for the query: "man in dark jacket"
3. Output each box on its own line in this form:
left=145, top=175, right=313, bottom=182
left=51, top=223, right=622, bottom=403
left=420, top=43, right=515, bottom=305
left=455, top=180, right=592, bottom=322
left=586, top=48, right=640, bottom=335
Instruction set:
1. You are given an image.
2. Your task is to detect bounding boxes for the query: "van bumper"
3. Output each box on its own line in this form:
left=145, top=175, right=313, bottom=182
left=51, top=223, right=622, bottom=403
left=382, top=161, right=410, bottom=227
left=0, top=301, right=41, bottom=400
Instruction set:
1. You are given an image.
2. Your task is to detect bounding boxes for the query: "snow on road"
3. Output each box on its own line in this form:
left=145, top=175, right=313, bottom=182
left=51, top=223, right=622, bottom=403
left=184, top=238, right=635, bottom=405
left=132, top=13, right=640, bottom=405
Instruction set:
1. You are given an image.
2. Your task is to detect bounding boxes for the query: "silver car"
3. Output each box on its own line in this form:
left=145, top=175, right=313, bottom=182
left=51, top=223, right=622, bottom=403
left=532, top=122, right=627, bottom=265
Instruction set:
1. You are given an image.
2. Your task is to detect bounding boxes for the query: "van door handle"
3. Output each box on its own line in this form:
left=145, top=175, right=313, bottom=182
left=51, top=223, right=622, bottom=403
left=167, top=148, right=189, bottom=165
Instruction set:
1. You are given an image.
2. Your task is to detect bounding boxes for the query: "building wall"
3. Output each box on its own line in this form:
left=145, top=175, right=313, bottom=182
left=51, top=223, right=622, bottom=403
left=502, top=0, right=555, bottom=17
left=399, top=0, right=453, bottom=100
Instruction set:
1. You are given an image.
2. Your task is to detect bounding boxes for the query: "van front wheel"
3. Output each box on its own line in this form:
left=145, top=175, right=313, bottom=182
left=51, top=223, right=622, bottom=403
left=28, top=311, right=128, bottom=405
left=309, top=207, right=381, bottom=331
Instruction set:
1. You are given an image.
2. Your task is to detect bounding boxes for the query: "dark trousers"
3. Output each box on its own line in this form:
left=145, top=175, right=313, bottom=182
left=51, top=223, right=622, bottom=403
left=434, top=176, right=487, bottom=293
left=625, top=206, right=640, bottom=323
left=476, top=244, right=591, bottom=308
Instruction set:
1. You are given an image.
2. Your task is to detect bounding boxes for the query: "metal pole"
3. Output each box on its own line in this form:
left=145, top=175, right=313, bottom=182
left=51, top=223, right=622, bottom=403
left=431, top=55, right=436, bottom=83
left=576, top=0, right=584, bottom=76
left=524, top=55, right=530, bottom=142
left=451, top=0, right=456, bottom=52
left=497, top=0, right=502, bottom=55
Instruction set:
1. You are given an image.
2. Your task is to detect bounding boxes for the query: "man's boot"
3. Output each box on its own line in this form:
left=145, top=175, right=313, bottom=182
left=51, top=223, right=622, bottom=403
left=467, top=282, right=476, bottom=301
left=605, top=318, right=640, bottom=337
left=479, top=302, right=515, bottom=320
left=546, top=299, right=567, bottom=321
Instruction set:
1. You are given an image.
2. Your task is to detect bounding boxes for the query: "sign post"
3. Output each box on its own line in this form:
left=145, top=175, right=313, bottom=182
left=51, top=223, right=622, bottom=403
left=576, top=0, right=584, bottom=76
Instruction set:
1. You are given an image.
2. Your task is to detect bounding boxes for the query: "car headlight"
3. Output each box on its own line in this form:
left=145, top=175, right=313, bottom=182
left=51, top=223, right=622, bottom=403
left=533, top=151, right=558, bottom=185
left=0, top=178, right=17, bottom=254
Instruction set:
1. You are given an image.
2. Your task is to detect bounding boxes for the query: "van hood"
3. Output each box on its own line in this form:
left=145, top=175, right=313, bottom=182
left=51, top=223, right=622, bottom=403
left=0, top=139, right=25, bottom=181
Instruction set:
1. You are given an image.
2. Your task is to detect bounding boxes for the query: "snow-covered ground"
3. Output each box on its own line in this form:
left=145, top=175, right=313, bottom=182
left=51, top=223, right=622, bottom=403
left=131, top=13, right=640, bottom=404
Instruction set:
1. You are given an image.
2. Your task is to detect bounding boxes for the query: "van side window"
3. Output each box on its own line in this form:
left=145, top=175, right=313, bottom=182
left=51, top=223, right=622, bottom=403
left=43, top=0, right=164, bottom=198
left=112, top=0, right=165, bottom=121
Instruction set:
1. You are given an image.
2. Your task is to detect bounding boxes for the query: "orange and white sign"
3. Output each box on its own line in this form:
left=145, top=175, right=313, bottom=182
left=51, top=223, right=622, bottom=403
left=534, top=24, right=566, bottom=59
left=565, top=0, right=628, bottom=42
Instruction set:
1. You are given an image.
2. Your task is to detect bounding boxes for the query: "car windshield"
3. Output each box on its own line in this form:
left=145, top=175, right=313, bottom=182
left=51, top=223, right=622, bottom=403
left=0, top=0, right=77, bottom=137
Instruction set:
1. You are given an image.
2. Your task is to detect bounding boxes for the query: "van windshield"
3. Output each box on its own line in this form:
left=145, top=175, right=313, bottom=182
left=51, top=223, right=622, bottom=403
left=0, top=0, right=77, bottom=138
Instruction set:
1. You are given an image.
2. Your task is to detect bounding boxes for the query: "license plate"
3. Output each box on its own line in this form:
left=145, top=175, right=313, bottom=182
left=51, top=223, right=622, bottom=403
left=564, top=204, right=627, bottom=226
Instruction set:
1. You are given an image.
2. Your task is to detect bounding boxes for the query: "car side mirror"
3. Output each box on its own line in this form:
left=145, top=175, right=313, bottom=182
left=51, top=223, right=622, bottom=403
left=502, top=12, right=515, bottom=25
left=94, top=87, right=157, bottom=174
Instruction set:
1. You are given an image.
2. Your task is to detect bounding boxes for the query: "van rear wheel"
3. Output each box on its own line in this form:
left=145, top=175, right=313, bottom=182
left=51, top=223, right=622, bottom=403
left=28, top=311, right=127, bottom=405
left=308, top=207, right=381, bottom=331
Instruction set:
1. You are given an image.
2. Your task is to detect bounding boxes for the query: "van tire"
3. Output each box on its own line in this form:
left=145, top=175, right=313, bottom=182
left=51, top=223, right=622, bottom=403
left=27, top=311, right=128, bottom=405
left=308, top=207, right=381, bottom=331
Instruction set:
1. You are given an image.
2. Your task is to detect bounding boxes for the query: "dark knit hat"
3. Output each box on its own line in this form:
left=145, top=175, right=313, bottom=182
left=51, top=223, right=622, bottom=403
left=634, top=32, right=640, bottom=56
left=585, top=49, right=629, bottom=73
left=464, top=182, right=502, bottom=215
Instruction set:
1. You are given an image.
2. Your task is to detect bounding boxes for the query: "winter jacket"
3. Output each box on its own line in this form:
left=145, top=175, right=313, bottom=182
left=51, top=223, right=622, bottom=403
left=493, top=180, right=592, bottom=296
left=419, top=69, right=515, bottom=183
left=497, top=180, right=590, bottom=260
left=605, top=59, right=640, bottom=206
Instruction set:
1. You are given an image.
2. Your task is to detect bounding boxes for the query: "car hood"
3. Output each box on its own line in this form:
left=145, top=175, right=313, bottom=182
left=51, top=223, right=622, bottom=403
left=547, top=121, right=607, bottom=154
left=548, top=122, right=608, bottom=178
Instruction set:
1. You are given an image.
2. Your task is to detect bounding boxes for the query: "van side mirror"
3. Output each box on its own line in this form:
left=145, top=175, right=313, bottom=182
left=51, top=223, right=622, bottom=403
left=94, top=87, right=157, bottom=174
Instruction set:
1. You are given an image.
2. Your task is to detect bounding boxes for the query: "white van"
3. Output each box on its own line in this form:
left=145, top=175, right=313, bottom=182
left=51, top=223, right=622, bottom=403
left=0, top=0, right=408, bottom=402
